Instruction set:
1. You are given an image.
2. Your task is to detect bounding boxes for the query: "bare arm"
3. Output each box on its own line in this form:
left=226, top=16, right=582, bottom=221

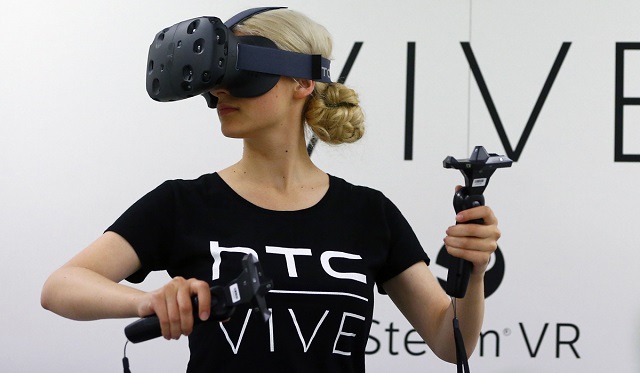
left=41, top=232, right=145, bottom=320
left=383, top=262, right=485, bottom=363
left=40, top=231, right=212, bottom=339
left=382, top=204, right=500, bottom=363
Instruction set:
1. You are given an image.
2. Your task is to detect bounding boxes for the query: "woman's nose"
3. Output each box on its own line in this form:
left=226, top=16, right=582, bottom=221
left=209, top=86, right=229, bottom=98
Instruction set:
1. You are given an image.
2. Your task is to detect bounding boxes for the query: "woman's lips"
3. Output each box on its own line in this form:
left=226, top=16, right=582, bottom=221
left=217, top=104, right=238, bottom=116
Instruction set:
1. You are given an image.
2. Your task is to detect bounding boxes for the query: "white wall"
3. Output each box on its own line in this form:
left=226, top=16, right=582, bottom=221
left=1, top=0, right=638, bottom=372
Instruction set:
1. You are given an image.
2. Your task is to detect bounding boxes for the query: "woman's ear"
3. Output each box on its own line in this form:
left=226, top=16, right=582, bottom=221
left=293, top=78, right=315, bottom=99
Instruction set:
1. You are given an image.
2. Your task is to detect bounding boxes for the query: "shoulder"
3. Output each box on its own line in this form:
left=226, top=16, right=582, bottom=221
left=133, top=173, right=226, bottom=210
left=161, top=172, right=220, bottom=189
left=156, top=173, right=224, bottom=196
left=328, top=175, right=398, bottom=213
left=329, top=174, right=385, bottom=199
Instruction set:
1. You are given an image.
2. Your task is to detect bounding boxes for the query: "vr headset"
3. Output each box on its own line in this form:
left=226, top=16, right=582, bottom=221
left=146, top=7, right=332, bottom=108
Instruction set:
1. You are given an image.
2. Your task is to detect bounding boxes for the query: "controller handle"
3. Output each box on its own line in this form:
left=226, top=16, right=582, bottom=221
left=446, top=188, right=484, bottom=298
left=124, top=286, right=231, bottom=343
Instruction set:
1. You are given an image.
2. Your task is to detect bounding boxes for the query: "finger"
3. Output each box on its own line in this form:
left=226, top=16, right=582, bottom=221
left=444, top=235, right=497, bottom=254
left=447, top=222, right=500, bottom=242
left=191, top=280, right=211, bottom=322
left=165, top=283, right=183, bottom=339
left=445, top=244, right=492, bottom=271
left=166, top=293, right=182, bottom=339
left=150, top=291, right=171, bottom=340
left=177, top=282, right=198, bottom=336
left=456, top=205, right=498, bottom=225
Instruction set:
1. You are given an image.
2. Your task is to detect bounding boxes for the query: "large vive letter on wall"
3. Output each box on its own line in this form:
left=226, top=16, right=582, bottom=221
left=615, top=42, right=640, bottom=162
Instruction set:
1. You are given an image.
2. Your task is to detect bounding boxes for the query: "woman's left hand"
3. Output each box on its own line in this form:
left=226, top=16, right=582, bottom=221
left=443, top=199, right=501, bottom=275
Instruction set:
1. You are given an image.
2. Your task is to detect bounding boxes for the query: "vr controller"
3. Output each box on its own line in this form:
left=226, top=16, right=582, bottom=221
left=443, top=146, right=512, bottom=298
left=145, top=7, right=332, bottom=109
left=124, top=254, right=273, bottom=343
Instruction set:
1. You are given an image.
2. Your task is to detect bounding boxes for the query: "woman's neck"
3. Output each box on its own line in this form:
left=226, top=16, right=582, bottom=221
left=217, top=133, right=329, bottom=211
left=236, top=139, right=320, bottom=188
left=229, top=123, right=322, bottom=186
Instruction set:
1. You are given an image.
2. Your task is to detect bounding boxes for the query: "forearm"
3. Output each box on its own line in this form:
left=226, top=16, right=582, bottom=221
left=41, top=266, right=145, bottom=321
left=426, top=272, right=485, bottom=364
left=437, top=203, right=499, bottom=360
left=384, top=261, right=486, bottom=363
left=445, top=271, right=485, bottom=358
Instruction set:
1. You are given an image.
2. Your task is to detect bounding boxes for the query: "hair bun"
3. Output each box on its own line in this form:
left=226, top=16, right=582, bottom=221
left=306, top=82, right=364, bottom=144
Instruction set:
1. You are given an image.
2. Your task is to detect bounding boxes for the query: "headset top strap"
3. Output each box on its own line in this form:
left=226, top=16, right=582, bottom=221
left=226, top=7, right=332, bottom=83
left=225, top=7, right=287, bottom=27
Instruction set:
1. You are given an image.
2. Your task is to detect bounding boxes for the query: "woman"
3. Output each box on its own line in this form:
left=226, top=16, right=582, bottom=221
left=41, top=8, right=500, bottom=373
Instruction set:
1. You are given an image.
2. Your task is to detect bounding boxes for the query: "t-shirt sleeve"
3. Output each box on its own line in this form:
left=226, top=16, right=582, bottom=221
left=106, top=181, right=176, bottom=283
left=375, top=196, right=430, bottom=293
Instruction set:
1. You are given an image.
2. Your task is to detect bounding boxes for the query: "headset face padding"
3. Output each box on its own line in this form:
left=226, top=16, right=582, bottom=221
left=220, top=36, right=282, bottom=98
left=200, top=36, right=281, bottom=108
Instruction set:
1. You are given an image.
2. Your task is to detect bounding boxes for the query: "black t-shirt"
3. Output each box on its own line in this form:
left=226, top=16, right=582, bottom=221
left=108, top=173, right=429, bottom=373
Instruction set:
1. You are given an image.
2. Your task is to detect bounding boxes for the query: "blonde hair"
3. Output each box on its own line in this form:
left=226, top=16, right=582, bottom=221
left=233, top=9, right=364, bottom=145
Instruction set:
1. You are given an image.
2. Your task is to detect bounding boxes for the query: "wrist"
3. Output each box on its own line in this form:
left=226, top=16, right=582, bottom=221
left=469, top=267, right=486, bottom=282
left=129, top=291, right=153, bottom=318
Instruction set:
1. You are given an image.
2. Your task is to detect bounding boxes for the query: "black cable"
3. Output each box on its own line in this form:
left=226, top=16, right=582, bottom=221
left=452, top=298, right=470, bottom=373
left=122, top=340, right=132, bottom=373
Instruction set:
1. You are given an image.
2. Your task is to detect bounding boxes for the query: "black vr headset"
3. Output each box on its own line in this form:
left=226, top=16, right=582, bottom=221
left=146, top=7, right=332, bottom=108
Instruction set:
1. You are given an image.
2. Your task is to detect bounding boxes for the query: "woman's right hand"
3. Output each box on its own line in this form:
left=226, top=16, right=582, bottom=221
left=138, top=277, right=212, bottom=340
